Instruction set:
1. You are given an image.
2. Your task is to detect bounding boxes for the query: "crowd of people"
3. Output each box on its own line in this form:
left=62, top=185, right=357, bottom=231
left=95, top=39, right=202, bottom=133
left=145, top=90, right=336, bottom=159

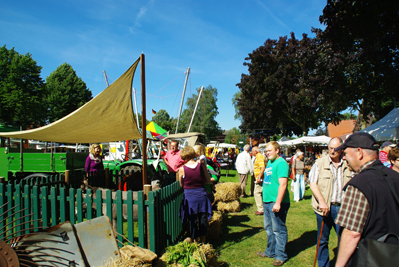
left=84, top=135, right=399, bottom=266
left=233, top=134, right=399, bottom=266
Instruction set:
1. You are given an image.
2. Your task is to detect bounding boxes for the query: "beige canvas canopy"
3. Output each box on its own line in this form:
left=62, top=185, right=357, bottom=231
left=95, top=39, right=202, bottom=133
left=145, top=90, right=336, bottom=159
left=0, top=58, right=142, bottom=143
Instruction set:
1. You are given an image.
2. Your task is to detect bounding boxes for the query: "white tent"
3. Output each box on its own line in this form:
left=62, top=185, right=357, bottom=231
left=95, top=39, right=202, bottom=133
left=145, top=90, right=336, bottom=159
left=259, top=136, right=331, bottom=148
left=361, top=108, right=399, bottom=141
left=206, top=143, right=237, bottom=149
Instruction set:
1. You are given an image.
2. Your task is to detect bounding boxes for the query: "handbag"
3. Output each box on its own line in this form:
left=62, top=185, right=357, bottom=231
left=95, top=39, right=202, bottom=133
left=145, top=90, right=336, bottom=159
left=351, top=167, right=399, bottom=267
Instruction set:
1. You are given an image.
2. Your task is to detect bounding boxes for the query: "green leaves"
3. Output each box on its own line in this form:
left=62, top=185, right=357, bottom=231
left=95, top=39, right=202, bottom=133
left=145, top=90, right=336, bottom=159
left=165, top=241, right=207, bottom=267
left=0, top=45, right=46, bottom=128
left=45, top=63, right=92, bottom=123
left=236, top=33, right=348, bottom=136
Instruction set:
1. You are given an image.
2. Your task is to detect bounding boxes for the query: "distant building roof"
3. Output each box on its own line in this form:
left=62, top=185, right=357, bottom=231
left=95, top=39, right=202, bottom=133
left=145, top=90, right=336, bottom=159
left=328, top=120, right=356, bottom=140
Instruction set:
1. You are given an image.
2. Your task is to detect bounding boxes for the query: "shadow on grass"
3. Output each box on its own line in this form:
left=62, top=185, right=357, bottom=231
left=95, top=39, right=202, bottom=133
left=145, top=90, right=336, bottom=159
left=211, top=214, right=263, bottom=251
left=287, top=230, right=317, bottom=258
left=240, top=202, right=253, bottom=211
left=303, top=195, right=312, bottom=200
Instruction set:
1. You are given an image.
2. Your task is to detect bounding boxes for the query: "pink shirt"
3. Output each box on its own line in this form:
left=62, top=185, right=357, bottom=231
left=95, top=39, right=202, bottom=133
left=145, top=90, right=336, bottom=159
left=164, top=149, right=185, bottom=173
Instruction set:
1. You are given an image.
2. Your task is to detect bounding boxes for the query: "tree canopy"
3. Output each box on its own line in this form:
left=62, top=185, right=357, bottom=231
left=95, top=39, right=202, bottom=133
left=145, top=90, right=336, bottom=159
left=236, top=32, right=348, bottom=136
left=224, top=127, right=247, bottom=146
left=0, top=45, right=46, bottom=128
left=178, top=85, right=222, bottom=139
left=45, top=63, right=92, bottom=123
left=152, top=109, right=174, bottom=132
left=320, top=0, right=399, bottom=122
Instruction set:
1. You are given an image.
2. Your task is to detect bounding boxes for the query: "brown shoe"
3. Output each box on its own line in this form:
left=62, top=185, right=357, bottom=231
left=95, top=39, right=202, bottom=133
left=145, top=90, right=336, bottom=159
left=272, top=260, right=285, bottom=266
left=257, top=252, right=269, bottom=258
left=255, top=211, right=264, bottom=215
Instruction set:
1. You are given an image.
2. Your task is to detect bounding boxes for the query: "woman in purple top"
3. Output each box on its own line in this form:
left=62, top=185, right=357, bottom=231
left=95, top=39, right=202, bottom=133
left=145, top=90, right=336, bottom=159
left=179, top=146, right=212, bottom=243
left=85, top=144, right=104, bottom=174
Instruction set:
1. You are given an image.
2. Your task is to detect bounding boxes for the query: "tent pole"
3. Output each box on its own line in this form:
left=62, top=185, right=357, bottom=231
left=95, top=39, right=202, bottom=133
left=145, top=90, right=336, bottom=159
left=140, top=54, right=148, bottom=186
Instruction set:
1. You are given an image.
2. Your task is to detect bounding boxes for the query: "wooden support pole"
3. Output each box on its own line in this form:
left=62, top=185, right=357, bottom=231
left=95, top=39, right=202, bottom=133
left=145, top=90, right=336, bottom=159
left=143, top=184, right=152, bottom=248
left=141, top=53, right=148, bottom=187
left=64, top=170, right=70, bottom=186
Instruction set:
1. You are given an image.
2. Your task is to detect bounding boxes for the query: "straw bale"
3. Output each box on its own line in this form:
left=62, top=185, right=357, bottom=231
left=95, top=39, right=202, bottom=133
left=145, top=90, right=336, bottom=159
left=214, top=182, right=241, bottom=202
left=217, top=200, right=241, bottom=213
left=207, top=212, right=222, bottom=240
left=100, top=256, right=151, bottom=267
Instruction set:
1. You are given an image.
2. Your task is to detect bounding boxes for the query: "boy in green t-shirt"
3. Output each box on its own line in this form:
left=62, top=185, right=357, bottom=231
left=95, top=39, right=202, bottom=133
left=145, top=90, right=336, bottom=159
left=257, top=141, right=290, bottom=266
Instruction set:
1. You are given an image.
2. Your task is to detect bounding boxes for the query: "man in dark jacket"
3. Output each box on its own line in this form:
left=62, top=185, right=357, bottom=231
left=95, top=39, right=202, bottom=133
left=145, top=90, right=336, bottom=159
left=334, top=132, right=399, bottom=267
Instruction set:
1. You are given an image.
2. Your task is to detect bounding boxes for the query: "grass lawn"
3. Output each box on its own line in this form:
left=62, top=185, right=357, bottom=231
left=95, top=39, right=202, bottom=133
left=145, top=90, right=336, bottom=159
left=212, top=169, right=338, bottom=267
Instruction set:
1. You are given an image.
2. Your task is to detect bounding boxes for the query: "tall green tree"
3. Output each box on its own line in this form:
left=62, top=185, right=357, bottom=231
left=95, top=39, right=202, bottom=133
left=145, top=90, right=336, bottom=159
left=236, top=32, right=348, bottom=136
left=0, top=45, right=46, bottom=128
left=178, top=85, right=222, bottom=139
left=45, top=63, right=92, bottom=123
left=152, top=109, right=174, bottom=132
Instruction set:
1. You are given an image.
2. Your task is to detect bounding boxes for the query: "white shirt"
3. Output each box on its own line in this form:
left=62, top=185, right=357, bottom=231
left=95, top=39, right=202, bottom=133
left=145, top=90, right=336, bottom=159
left=235, top=151, right=254, bottom=175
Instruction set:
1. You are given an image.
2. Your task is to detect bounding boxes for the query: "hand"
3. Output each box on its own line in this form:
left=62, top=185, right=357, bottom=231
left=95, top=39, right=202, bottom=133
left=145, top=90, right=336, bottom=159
left=256, top=178, right=262, bottom=184
left=318, top=202, right=330, bottom=216
left=272, top=203, right=281, bottom=212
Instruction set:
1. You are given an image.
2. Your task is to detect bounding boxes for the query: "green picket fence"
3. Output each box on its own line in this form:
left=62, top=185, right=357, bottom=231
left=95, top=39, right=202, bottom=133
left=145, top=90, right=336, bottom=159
left=0, top=180, right=184, bottom=255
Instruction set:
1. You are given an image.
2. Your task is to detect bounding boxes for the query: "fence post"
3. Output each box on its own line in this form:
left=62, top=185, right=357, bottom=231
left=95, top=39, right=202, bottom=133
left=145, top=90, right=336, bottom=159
left=64, top=170, right=70, bottom=186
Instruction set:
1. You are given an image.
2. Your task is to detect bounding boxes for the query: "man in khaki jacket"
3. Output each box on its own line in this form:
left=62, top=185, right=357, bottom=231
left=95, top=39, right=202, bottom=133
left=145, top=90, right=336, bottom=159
left=309, top=137, right=352, bottom=267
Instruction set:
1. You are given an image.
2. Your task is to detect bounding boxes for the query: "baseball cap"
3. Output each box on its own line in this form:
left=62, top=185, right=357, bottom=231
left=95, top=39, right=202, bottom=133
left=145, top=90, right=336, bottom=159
left=381, top=141, right=396, bottom=149
left=335, top=132, right=379, bottom=152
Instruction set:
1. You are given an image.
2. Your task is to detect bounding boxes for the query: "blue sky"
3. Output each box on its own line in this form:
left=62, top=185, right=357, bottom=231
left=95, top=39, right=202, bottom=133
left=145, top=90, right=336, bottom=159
left=1, top=0, right=326, bottom=133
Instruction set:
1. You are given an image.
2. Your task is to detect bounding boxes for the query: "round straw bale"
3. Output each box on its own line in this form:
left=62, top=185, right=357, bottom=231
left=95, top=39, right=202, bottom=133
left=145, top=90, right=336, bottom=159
left=214, top=182, right=241, bottom=202
left=217, top=200, right=241, bottom=213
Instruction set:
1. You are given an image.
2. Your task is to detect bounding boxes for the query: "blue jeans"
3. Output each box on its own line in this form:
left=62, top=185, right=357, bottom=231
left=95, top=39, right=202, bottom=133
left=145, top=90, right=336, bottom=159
left=294, top=174, right=305, bottom=201
left=315, top=205, right=341, bottom=267
left=263, top=202, right=290, bottom=262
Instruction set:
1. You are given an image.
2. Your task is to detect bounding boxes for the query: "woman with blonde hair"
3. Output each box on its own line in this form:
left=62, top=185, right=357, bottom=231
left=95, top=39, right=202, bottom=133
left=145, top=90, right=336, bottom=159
left=179, top=146, right=212, bottom=243
left=85, top=144, right=104, bottom=174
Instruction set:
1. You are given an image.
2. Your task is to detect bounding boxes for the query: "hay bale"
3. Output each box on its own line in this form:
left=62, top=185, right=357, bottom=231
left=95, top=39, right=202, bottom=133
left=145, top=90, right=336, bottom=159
left=207, top=212, right=222, bottom=240
left=214, top=182, right=241, bottom=202
left=217, top=200, right=241, bottom=213
left=101, top=256, right=151, bottom=267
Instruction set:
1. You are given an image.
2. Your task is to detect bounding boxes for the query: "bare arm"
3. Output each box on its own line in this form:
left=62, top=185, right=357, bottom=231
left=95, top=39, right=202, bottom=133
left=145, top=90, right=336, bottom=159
left=291, top=161, right=296, bottom=181
left=256, top=166, right=265, bottom=183
left=272, top=177, right=288, bottom=212
left=178, top=167, right=184, bottom=187
left=335, top=228, right=361, bottom=267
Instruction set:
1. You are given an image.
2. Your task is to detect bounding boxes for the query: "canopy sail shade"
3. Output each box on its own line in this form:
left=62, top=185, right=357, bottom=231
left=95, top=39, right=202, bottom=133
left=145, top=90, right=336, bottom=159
left=0, top=58, right=142, bottom=143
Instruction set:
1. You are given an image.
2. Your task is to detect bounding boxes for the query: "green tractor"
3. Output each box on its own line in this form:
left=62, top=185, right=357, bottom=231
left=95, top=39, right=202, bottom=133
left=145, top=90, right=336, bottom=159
left=102, top=136, right=169, bottom=191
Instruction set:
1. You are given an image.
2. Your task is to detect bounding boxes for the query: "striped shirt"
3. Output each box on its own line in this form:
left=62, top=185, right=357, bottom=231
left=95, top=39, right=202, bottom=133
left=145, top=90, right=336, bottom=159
left=308, top=156, right=344, bottom=203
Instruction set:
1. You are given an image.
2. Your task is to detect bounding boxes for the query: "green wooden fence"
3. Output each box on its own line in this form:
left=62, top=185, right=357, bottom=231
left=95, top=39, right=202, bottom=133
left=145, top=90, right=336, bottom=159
left=0, top=180, right=184, bottom=255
